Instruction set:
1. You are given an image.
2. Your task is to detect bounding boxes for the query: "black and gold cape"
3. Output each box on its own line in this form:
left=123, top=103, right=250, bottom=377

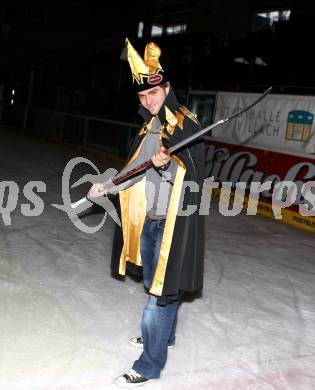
left=111, top=89, right=205, bottom=305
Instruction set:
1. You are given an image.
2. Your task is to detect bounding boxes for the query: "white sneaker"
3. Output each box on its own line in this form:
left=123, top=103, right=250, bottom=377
left=114, top=368, right=153, bottom=387
left=129, top=336, right=175, bottom=349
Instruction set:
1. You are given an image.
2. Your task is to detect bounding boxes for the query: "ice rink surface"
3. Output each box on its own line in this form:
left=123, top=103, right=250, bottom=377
left=0, top=131, right=315, bottom=390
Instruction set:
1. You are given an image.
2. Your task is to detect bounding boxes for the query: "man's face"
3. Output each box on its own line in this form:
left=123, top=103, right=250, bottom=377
left=137, top=84, right=170, bottom=116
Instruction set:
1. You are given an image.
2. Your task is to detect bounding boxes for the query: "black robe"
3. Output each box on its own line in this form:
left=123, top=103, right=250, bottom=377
left=111, top=89, right=205, bottom=305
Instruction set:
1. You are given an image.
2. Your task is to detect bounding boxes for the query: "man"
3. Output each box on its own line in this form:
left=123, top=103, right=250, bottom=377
left=89, top=38, right=205, bottom=387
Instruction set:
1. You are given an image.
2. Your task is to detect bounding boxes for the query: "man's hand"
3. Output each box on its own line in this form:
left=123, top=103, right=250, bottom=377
left=151, top=146, right=171, bottom=168
left=88, top=183, right=107, bottom=198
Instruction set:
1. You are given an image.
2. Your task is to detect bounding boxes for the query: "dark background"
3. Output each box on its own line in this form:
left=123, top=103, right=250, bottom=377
left=0, top=0, right=312, bottom=121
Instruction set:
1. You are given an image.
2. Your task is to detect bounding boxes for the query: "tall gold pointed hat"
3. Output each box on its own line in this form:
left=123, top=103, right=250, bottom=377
left=125, top=38, right=167, bottom=91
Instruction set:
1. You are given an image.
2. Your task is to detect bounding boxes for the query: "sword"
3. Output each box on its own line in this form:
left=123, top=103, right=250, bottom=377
left=71, top=86, right=272, bottom=208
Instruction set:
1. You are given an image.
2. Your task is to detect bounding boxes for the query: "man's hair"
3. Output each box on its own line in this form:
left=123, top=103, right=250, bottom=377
left=161, top=82, right=170, bottom=89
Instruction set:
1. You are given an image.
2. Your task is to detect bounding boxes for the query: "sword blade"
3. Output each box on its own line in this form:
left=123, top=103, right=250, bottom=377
left=168, top=86, right=272, bottom=154
left=72, top=86, right=272, bottom=208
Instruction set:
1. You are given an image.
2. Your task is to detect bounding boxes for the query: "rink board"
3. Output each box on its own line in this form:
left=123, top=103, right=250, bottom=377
left=205, top=138, right=315, bottom=233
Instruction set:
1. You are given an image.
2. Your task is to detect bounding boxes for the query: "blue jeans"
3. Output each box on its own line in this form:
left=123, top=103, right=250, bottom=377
left=132, top=218, right=179, bottom=379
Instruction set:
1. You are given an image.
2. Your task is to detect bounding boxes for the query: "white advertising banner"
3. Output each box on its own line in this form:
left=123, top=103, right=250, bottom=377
left=212, top=92, right=315, bottom=156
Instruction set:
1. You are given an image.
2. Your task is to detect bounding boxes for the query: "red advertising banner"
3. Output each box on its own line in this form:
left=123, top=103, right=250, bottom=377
left=204, top=138, right=315, bottom=232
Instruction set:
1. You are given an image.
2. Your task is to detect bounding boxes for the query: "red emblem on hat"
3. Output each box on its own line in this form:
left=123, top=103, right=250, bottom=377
left=147, top=73, right=163, bottom=85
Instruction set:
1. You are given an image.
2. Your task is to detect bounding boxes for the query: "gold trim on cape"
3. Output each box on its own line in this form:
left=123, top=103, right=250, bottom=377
left=138, top=117, right=154, bottom=136
left=118, top=137, right=147, bottom=274
left=117, top=127, right=187, bottom=297
left=179, top=106, right=200, bottom=125
left=149, top=155, right=186, bottom=296
left=118, top=178, right=147, bottom=274
left=165, top=106, right=178, bottom=129
left=175, top=111, right=185, bottom=129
